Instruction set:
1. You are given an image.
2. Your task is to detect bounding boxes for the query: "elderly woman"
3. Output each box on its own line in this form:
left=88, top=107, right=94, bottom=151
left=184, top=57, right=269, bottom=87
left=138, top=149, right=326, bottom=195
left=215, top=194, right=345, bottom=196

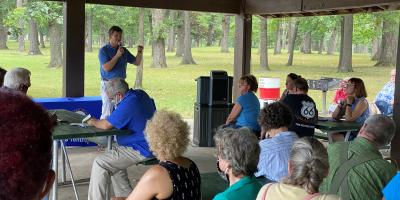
left=332, top=77, right=370, bottom=141
left=280, top=73, right=301, bottom=100
left=255, top=102, right=298, bottom=183
left=256, top=137, right=339, bottom=200
left=225, top=74, right=260, bottom=134
left=126, top=110, right=201, bottom=200
left=213, top=128, right=262, bottom=200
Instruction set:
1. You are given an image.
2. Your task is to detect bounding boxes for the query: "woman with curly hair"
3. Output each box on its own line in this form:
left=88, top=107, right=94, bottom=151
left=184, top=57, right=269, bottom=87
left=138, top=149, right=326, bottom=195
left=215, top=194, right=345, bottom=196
left=225, top=74, right=260, bottom=135
left=256, top=137, right=339, bottom=200
left=255, top=102, right=298, bottom=184
left=126, top=110, right=201, bottom=200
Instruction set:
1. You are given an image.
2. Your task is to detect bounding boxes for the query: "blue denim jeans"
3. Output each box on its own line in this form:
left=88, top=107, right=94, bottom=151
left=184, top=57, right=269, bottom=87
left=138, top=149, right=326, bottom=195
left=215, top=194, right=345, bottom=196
left=375, top=100, right=393, bottom=116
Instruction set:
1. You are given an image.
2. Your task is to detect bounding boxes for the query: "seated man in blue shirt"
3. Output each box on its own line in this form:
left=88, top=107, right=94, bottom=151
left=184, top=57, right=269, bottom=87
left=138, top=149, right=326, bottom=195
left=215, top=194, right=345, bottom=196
left=87, top=78, right=156, bottom=200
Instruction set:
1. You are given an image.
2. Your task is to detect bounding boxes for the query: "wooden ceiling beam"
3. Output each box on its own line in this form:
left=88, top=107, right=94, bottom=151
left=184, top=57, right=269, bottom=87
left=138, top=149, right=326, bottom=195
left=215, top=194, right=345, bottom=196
left=302, top=0, right=400, bottom=12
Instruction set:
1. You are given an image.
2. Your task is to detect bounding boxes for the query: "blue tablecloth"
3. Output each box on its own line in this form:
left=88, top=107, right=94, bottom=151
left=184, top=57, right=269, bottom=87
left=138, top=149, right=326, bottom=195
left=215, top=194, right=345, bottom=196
left=34, top=96, right=102, bottom=146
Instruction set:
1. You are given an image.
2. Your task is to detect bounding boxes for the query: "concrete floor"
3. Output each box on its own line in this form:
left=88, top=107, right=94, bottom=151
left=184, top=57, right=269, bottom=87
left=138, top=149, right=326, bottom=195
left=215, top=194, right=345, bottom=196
left=53, top=119, right=219, bottom=200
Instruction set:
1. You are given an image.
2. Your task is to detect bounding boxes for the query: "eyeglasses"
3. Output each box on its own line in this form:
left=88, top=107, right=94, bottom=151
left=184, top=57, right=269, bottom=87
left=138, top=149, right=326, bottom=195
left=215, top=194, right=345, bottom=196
left=346, top=83, right=355, bottom=87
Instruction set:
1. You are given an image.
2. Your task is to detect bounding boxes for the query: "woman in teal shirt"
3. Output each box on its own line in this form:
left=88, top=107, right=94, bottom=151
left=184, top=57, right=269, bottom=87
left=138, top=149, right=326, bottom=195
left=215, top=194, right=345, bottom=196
left=213, top=128, right=262, bottom=200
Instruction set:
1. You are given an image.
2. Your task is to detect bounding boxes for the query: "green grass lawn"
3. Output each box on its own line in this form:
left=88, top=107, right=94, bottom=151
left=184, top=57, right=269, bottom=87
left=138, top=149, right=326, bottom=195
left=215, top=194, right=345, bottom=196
left=0, top=41, right=394, bottom=118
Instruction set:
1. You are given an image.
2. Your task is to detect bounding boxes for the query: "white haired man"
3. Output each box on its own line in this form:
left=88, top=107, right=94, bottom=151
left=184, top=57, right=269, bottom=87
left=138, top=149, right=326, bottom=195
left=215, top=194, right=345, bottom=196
left=87, top=78, right=156, bottom=200
left=3, top=67, right=31, bottom=94
left=321, top=114, right=397, bottom=200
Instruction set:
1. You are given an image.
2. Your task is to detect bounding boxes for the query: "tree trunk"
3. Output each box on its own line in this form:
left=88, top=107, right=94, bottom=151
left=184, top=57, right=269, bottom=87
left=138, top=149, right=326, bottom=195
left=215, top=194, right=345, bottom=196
left=206, top=15, right=215, bottom=46
left=371, top=37, right=380, bottom=58
left=17, top=0, right=25, bottom=52
left=220, top=15, right=230, bottom=53
left=85, top=8, right=93, bottom=52
left=99, top=21, right=108, bottom=46
left=318, top=34, right=324, bottom=54
left=286, top=19, right=299, bottom=66
left=39, top=31, right=45, bottom=48
left=175, top=11, right=184, bottom=57
left=167, top=10, right=175, bottom=52
left=274, top=20, right=282, bottom=54
left=135, top=7, right=145, bottom=89
left=372, top=21, right=383, bottom=60
left=375, top=20, right=398, bottom=66
left=337, top=15, right=353, bottom=72
left=285, top=20, right=292, bottom=50
left=300, top=31, right=312, bottom=54
left=28, top=18, right=42, bottom=55
left=151, top=9, right=167, bottom=67
left=181, top=11, right=196, bottom=64
left=0, top=19, right=8, bottom=49
left=327, top=27, right=337, bottom=55
left=48, top=20, right=62, bottom=68
left=259, top=17, right=269, bottom=71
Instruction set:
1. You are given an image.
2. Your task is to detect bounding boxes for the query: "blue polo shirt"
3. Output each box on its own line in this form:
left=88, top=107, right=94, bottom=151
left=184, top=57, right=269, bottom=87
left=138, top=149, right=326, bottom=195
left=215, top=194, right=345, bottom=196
left=99, top=43, right=136, bottom=80
left=236, top=92, right=260, bottom=131
left=107, top=89, right=156, bottom=158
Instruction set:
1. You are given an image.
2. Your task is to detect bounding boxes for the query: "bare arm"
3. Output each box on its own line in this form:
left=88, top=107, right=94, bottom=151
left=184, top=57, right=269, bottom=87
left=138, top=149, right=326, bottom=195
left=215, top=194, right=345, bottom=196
left=126, top=165, right=173, bottom=200
left=344, top=99, right=368, bottom=121
left=87, top=118, right=113, bottom=130
left=102, top=47, right=124, bottom=72
left=332, top=103, right=344, bottom=120
left=225, top=103, right=242, bottom=125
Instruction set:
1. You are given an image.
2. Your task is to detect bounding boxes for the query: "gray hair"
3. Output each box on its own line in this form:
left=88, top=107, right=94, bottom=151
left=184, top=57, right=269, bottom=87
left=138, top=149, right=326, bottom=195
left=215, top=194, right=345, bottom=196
left=105, top=78, right=129, bottom=97
left=363, top=114, right=395, bottom=147
left=283, top=137, right=329, bottom=194
left=214, top=128, right=260, bottom=176
left=3, top=67, right=31, bottom=90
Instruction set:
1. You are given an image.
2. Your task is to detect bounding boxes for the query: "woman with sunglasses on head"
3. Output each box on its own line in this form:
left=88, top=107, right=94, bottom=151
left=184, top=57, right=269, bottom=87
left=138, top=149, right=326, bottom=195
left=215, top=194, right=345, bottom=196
left=225, top=74, right=260, bottom=135
left=280, top=73, right=301, bottom=101
left=331, top=77, right=370, bottom=141
left=213, top=128, right=262, bottom=200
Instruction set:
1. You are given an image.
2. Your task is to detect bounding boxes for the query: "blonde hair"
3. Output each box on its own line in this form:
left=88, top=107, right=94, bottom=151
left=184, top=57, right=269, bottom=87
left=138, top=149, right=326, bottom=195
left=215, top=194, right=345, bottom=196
left=145, top=110, right=190, bottom=160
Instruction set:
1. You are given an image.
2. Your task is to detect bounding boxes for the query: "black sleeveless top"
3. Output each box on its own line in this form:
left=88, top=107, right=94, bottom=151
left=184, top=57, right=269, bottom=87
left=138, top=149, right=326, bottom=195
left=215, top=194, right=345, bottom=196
left=154, top=159, right=201, bottom=200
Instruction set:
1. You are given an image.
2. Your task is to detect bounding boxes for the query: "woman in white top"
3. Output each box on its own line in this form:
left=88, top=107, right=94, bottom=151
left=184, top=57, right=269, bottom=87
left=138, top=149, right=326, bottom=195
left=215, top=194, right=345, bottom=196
left=256, top=137, right=340, bottom=200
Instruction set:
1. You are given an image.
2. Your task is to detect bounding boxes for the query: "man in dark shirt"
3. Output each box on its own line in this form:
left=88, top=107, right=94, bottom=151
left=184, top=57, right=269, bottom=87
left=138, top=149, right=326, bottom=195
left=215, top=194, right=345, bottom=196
left=282, top=77, right=318, bottom=137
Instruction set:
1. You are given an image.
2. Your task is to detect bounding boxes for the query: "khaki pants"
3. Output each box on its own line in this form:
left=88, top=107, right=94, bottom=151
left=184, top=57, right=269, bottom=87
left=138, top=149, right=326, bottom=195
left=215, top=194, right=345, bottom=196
left=88, top=145, right=146, bottom=200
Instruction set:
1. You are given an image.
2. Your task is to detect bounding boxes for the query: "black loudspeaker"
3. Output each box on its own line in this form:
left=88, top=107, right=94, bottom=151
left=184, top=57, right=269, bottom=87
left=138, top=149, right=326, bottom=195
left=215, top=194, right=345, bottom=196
left=195, top=71, right=233, bottom=105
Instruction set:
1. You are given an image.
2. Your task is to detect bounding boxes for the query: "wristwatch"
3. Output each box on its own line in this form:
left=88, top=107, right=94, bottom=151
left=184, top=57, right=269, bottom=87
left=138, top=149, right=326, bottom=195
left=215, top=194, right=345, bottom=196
left=346, top=104, right=352, bottom=107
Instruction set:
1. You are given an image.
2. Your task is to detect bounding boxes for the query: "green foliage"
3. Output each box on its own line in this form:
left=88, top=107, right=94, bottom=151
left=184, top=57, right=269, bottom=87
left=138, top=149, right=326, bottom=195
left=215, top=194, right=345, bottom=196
left=4, top=7, right=27, bottom=34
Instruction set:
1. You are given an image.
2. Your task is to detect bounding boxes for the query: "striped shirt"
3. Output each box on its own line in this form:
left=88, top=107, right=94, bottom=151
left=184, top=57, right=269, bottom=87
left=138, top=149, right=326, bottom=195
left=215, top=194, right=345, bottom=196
left=255, top=131, right=298, bottom=181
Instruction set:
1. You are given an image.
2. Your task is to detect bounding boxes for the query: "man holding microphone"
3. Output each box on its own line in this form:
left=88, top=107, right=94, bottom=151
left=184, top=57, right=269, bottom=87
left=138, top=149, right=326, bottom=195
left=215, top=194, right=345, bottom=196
left=99, top=26, right=143, bottom=119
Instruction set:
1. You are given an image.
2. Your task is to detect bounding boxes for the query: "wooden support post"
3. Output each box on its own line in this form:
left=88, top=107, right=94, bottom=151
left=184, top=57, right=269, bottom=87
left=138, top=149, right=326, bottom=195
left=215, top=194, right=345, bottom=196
left=63, top=0, right=85, bottom=97
left=390, top=22, right=400, bottom=168
left=233, top=13, right=252, bottom=100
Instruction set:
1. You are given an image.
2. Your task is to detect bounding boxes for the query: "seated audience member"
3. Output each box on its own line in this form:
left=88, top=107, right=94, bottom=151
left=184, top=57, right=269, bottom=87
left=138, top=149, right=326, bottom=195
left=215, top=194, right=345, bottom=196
left=374, top=69, right=396, bottom=116
left=281, top=77, right=318, bottom=137
left=328, top=78, right=348, bottom=113
left=225, top=74, right=260, bottom=134
left=0, top=88, right=55, bottom=200
left=280, top=73, right=301, bottom=100
left=3, top=67, right=31, bottom=94
left=331, top=77, right=370, bottom=141
left=87, top=78, right=156, bottom=200
left=382, top=171, right=400, bottom=200
left=255, top=102, right=298, bottom=183
left=126, top=110, right=201, bottom=200
left=256, top=137, right=339, bottom=200
left=213, top=128, right=262, bottom=200
left=320, top=115, right=397, bottom=200
left=0, top=67, right=6, bottom=87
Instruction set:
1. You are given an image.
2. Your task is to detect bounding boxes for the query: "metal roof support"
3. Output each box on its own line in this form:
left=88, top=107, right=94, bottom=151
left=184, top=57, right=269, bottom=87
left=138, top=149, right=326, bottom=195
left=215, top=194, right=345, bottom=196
left=62, top=0, right=85, bottom=97
left=390, top=22, right=400, bottom=168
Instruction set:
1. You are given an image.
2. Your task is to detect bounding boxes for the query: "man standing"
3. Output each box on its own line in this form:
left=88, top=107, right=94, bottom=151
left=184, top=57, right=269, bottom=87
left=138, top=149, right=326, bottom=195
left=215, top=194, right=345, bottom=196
left=375, top=69, right=396, bottom=116
left=320, top=115, right=397, bottom=200
left=99, top=26, right=143, bottom=119
left=87, top=78, right=156, bottom=200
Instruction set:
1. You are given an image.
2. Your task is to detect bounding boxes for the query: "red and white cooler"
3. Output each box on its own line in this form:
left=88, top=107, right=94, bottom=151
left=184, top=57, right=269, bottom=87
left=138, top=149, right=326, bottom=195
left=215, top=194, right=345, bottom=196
left=258, top=78, right=280, bottom=108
